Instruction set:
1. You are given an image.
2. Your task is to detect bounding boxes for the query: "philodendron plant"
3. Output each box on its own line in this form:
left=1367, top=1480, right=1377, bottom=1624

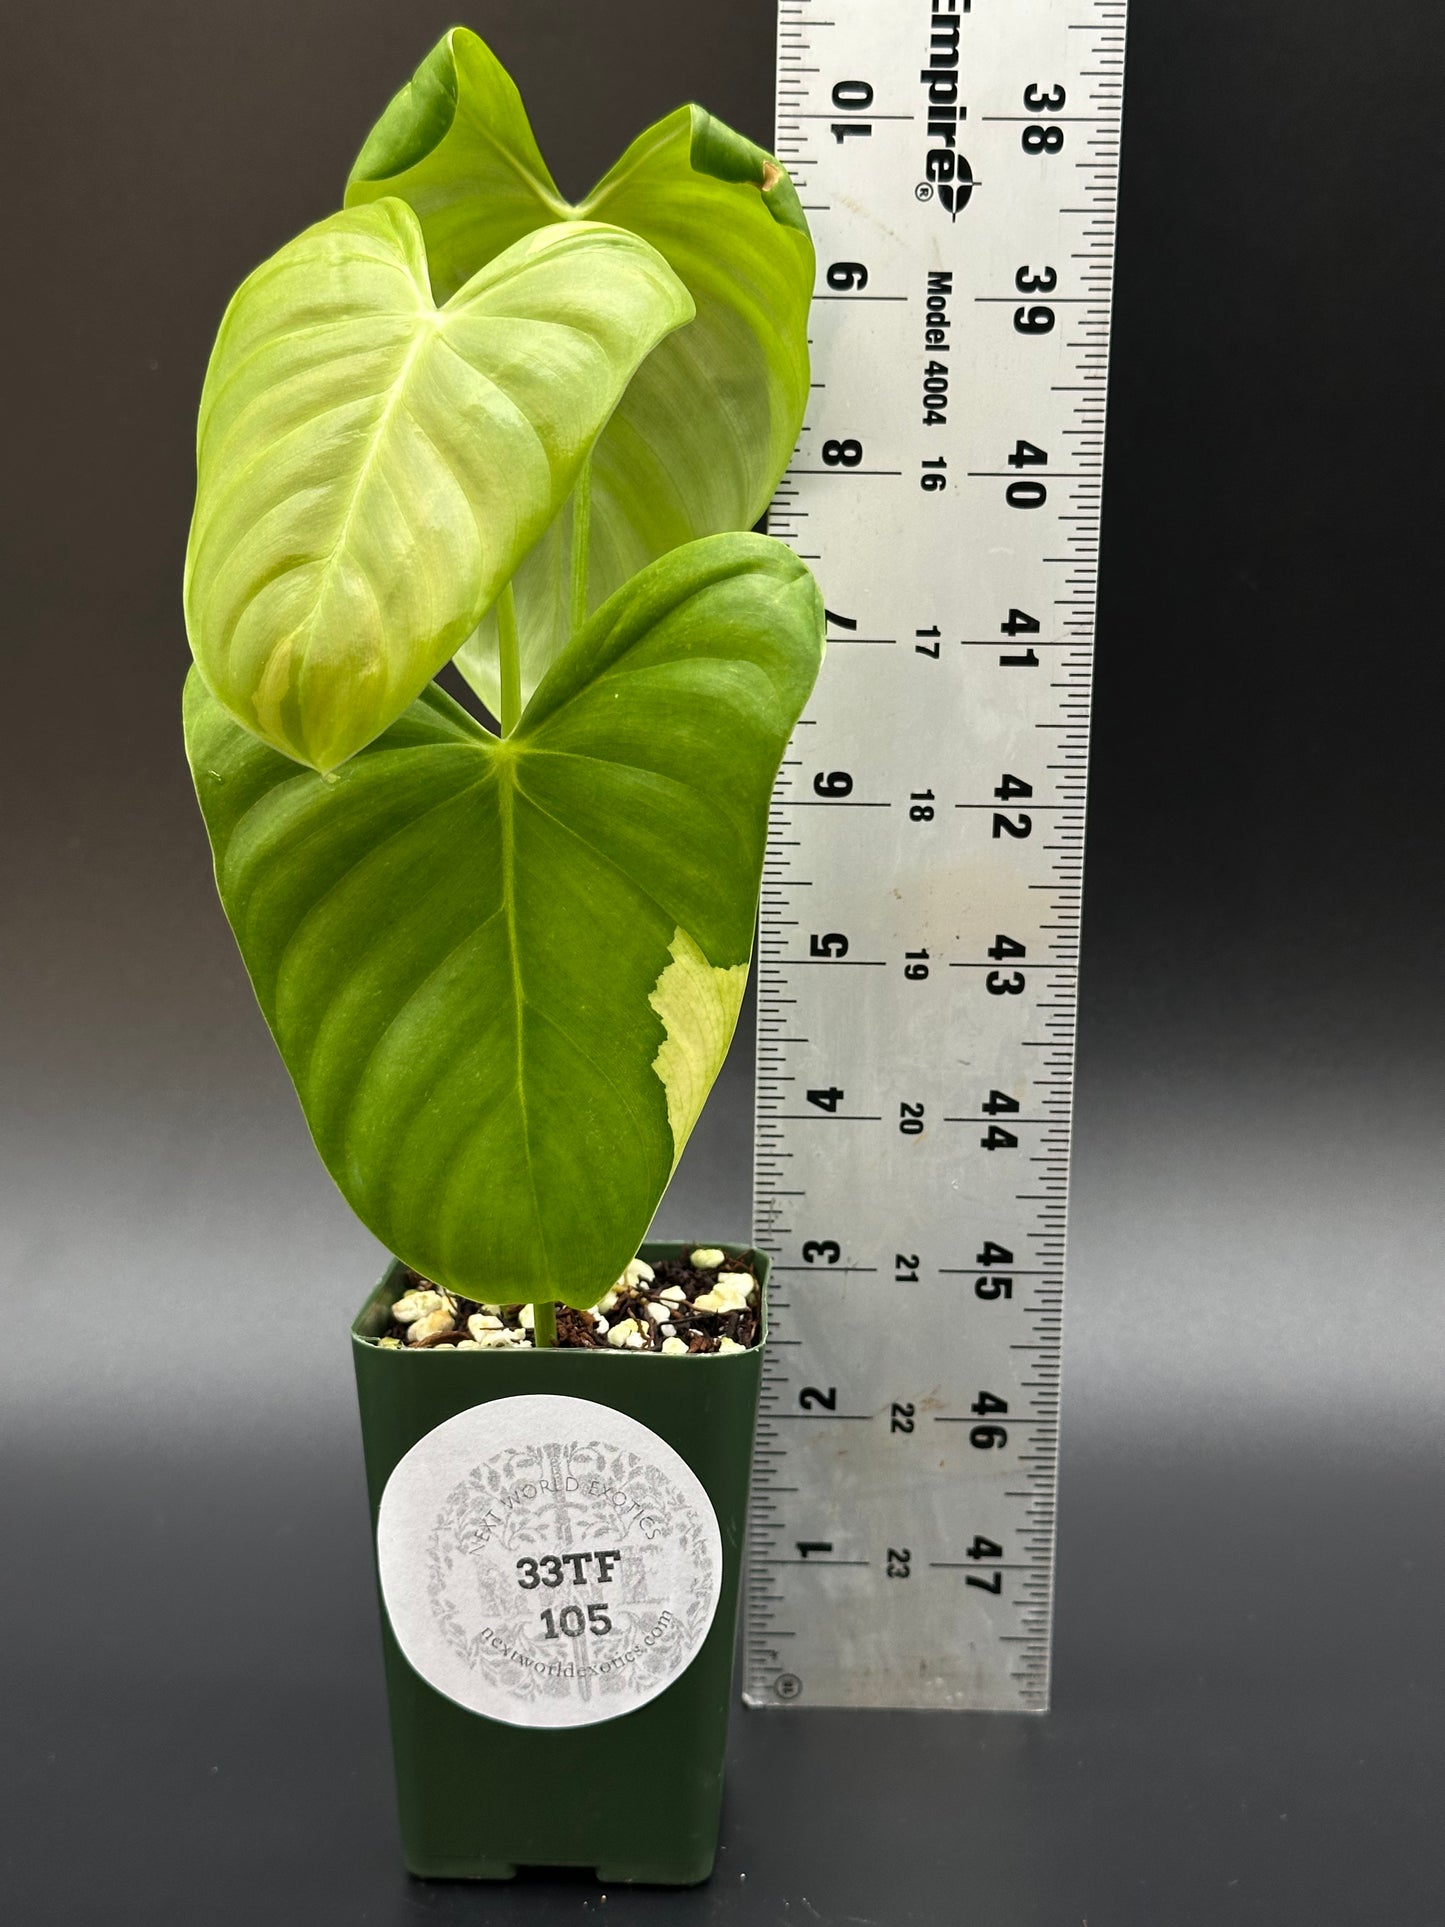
left=183, top=27, right=823, bottom=1340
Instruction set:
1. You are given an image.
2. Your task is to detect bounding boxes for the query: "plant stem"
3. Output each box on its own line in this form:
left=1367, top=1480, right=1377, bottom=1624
left=498, top=580, right=522, bottom=736
left=569, top=457, right=592, bottom=637
left=532, top=1299, right=558, bottom=1348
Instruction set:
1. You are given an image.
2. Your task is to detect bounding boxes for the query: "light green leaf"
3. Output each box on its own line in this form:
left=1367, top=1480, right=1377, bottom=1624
left=184, top=199, right=693, bottom=772
left=346, top=28, right=814, bottom=709
left=184, top=533, right=824, bottom=1308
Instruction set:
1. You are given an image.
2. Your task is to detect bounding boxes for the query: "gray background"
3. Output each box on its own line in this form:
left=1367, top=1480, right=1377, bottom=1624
left=2, top=0, right=1441, bottom=1921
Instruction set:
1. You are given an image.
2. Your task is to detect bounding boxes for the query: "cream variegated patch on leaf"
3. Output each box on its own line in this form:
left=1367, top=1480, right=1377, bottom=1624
left=649, top=932, right=750, bottom=1167
left=185, top=534, right=824, bottom=1308
left=184, top=200, right=692, bottom=771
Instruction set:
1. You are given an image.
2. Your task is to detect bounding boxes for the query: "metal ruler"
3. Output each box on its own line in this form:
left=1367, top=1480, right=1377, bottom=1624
left=745, top=0, right=1126, bottom=1711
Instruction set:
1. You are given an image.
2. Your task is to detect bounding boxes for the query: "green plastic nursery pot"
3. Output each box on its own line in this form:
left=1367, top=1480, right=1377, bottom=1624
left=351, top=1243, right=767, bottom=1886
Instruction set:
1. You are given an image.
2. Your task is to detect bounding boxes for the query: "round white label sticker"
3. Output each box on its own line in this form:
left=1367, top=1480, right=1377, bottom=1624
left=376, top=1394, right=723, bottom=1729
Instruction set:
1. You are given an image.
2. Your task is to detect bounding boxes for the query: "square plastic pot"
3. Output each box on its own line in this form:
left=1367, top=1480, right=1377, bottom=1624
left=351, top=1242, right=767, bottom=1885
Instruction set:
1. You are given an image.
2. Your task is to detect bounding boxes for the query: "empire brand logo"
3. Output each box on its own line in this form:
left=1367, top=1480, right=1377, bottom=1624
left=918, top=0, right=977, bottom=218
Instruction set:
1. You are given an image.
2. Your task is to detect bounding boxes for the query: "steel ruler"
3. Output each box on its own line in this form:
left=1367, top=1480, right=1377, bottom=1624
left=745, top=0, right=1126, bottom=1711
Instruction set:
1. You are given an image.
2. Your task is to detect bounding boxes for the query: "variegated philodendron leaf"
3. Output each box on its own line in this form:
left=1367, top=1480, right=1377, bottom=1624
left=346, top=27, right=814, bottom=710
left=184, top=200, right=692, bottom=772
left=184, top=534, right=824, bottom=1308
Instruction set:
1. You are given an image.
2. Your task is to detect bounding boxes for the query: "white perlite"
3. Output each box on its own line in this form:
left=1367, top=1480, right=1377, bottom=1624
left=689, top=1247, right=726, bottom=1269
left=407, top=1309, right=456, bottom=1345
left=470, top=1328, right=526, bottom=1351
left=692, top=1272, right=756, bottom=1317
left=392, top=1289, right=448, bottom=1325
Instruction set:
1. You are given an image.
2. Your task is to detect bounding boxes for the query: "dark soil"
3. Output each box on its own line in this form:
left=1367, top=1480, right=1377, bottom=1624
left=377, top=1250, right=763, bottom=1353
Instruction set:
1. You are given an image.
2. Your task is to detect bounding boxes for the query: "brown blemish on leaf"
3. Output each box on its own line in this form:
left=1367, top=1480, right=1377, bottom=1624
left=760, top=162, right=782, bottom=192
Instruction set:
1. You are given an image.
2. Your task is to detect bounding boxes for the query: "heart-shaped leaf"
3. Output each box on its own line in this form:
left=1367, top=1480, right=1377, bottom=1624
left=185, top=533, right=824, bottom=1308
left=346, top=28, right=814, bottom=710
left=184, top=198, right=693, bottom=772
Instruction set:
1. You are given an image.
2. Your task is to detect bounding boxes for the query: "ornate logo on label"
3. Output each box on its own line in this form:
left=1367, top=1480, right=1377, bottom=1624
left=376, top=1394, right=722, bottom=1729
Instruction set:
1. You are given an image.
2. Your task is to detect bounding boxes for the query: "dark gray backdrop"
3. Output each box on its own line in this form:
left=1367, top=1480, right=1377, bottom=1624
left=3, top=2, right=1441, bottom=1922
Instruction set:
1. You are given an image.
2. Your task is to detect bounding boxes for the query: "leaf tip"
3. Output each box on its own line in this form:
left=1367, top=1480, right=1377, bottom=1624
left=686, top=106, right=811, bottom=238
left=348, top=30, right=461, bottom=187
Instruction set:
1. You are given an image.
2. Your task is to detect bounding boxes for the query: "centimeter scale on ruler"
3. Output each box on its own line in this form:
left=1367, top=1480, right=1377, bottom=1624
left=745, top=0, right=1125, bottom=1712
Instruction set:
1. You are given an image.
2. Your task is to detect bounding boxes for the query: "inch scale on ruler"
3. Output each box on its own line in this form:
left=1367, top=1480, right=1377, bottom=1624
left=746, top=0, right=1126, bottom=1711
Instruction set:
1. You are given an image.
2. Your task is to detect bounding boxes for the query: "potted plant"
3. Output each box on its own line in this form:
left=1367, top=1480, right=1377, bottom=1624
left=182, top=25, right=821, bottom=1886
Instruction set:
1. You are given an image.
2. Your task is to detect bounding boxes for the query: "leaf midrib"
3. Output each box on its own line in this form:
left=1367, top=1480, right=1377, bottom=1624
left=496, top=763, right=551, bottom=1290
left=317, top=323, right=432, bottom=602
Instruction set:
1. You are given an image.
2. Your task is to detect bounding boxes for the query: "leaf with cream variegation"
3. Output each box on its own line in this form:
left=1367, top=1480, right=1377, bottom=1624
left=184, top=534, right=823, bottom=1308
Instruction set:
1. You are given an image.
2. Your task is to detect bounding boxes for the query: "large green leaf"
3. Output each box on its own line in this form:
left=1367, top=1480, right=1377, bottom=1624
left=346, top=28, right=814, bottom=710
left=184, top=199, right=693, bottom=772
left=185, top=533, right=824, bottom=1308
